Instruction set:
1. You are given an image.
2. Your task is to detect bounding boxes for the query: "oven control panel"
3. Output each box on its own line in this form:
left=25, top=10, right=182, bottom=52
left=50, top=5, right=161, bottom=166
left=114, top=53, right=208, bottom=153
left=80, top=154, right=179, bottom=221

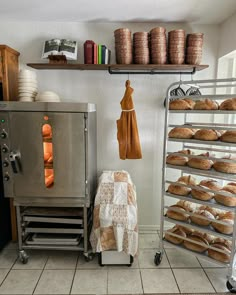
left=0, top=114, right=13, bottom=198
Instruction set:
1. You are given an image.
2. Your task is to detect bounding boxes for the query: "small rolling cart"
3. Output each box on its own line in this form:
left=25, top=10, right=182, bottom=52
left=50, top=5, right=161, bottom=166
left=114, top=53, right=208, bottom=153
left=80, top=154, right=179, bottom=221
left=155, top=78, right=236, bottom=293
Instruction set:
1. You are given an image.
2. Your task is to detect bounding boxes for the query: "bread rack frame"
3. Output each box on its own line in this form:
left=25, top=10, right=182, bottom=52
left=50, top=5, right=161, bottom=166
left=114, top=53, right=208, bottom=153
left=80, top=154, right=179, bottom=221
left=155, top=78, right=236, bottom=293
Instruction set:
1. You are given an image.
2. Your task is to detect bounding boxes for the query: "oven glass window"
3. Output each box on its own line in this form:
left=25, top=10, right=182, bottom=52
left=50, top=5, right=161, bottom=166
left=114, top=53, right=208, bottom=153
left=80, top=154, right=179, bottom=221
left=42, top=123, right=54, bottom=188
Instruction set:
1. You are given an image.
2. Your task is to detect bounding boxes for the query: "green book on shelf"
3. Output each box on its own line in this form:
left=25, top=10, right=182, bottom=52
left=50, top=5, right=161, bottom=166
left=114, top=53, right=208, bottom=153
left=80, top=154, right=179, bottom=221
left=98, top=45, right=102, bottom=64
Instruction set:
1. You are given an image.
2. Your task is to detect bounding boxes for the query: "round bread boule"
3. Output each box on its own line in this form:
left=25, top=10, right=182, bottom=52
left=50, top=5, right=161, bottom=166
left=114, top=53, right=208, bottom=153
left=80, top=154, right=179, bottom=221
left=194, top=99, right=219, bottom=110
left=213, top=155, right=236, bottom=174
left=220, top=131, right=236, bottom=143
left=166, top=149, right=192, bottom=166
left=194, top=129, right=220, bottom=141
left=168, top=127, right=195, bottom=139
left=164, top=225, right=187, bottom=244
left=187, top=152, right=214, bottom=170
left=214, top=185, right=236, bottom=207
left=169, top=99, right=194, bottom=110
left=219, top=98, right=236, bottom=110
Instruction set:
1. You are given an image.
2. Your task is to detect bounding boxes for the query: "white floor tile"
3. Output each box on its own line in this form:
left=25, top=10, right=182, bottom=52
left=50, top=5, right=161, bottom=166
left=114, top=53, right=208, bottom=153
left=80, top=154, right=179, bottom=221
left=198, top=257, right=225, bottom=268
left=138, top=249, right=170, bottom=268
left=13, top=250, right=48, bottom=269
left=139, top=233, right=159, bottom=249
left=141, top=269, right=179, bottom=293
left=0, top=250, right=18, bottom=269
left=165, top=248, right=201, bottom=268
left=173, top=268, right=215, bottom=293
left=0, top=269, right=9, bottom=284
left=71, top=269, right=107, bottom=294
left=34, top=269, right=74, bottom=294
left=45, top=251, right=78, bottom=269
left=205, top=268, right=228, bottom=292
left=77, top=253, right=104, bottom=269
left=108, top=269, right=142, bottom=294
left=0, top=269, right=41, bottom=294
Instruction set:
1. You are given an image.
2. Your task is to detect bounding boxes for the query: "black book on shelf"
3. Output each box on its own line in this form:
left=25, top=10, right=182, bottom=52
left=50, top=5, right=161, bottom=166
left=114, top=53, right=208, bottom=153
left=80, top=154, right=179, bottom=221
left=101, top=45, right=107, bottom=64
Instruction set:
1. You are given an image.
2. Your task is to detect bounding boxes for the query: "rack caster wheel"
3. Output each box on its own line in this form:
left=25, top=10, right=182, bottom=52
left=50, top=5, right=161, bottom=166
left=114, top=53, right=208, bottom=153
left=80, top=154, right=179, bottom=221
left=154, top=252, right=162, bottom=266
left=84, top=253, right=94, bottom=262
left=19, top=250, right=29, bottom=264
left=227, top=280, right=236, bottom=293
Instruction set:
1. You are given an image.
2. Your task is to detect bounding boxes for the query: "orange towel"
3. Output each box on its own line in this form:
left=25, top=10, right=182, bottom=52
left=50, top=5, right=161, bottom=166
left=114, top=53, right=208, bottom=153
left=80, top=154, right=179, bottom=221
left=117, top=80, right=142, bottom=159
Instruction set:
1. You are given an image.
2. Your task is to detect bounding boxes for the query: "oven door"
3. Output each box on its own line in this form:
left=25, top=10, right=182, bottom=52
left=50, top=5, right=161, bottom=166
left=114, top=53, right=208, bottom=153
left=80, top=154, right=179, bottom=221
left=8, top=111, right=86, bottom=198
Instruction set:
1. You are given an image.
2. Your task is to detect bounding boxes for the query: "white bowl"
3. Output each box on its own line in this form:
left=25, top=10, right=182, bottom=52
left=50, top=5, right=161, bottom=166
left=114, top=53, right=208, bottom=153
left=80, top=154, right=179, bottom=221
left=19, top=69, right=37, bottom=78
left=19, top=82, right=38, bottom=87
left=19, top=86, right=38, bottom=92
left=36, top=91, right=60, bottom=102
left=19, top=97, right=34, bottom=102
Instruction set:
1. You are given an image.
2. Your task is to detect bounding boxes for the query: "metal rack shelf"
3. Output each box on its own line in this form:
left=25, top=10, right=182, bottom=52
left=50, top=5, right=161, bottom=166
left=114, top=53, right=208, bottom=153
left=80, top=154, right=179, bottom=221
left=168, top=137, right=236, bottom=147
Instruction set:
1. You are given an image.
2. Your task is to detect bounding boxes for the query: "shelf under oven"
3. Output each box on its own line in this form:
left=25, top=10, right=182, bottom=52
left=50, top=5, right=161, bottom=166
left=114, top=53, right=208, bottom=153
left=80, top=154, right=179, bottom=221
left=24, top=222, right=84, bottom=234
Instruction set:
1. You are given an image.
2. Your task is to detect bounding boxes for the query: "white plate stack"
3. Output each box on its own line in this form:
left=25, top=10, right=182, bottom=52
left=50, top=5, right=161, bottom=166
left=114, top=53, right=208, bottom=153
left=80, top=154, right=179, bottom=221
left=36, top=91, right=60, bottom=102
left=18, top=69, right=38, bottom=102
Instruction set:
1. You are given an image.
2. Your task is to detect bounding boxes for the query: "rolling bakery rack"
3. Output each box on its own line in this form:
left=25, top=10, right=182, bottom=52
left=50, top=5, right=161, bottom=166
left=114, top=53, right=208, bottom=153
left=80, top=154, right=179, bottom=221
left=155, top=78, right=236, bottom=293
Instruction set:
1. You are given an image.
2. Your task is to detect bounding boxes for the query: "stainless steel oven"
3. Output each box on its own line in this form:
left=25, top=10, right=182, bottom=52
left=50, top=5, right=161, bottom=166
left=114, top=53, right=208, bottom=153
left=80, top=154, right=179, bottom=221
left=0, top=102, right=97, bottom=262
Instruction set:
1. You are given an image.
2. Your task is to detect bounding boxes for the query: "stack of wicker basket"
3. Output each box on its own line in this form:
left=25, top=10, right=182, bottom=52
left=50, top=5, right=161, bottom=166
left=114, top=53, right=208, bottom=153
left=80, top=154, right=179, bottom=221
left=133, top=32, right=149, bottom=64
left=168, top=29, right=186, bottom=64
left=186, top=33, right=204, bottom=65
left=114, top=28, right=132, bottom=64
left=150, top=27, right=167, bottom=64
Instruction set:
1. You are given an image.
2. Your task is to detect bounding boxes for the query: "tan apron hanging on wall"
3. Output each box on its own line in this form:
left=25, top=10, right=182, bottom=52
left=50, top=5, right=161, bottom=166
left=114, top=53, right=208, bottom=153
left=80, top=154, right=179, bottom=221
left=117, top=80, right=142, bottom=160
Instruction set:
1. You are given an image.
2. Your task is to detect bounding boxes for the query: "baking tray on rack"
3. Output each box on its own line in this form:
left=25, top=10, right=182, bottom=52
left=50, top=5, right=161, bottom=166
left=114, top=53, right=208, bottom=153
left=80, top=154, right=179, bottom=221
left=25, top=233, right=82, bottom=245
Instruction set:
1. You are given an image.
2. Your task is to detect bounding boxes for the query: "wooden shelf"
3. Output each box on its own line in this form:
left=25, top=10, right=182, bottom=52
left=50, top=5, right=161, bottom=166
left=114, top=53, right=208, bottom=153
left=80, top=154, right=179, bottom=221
left=27, top=63, right=209, bottom=75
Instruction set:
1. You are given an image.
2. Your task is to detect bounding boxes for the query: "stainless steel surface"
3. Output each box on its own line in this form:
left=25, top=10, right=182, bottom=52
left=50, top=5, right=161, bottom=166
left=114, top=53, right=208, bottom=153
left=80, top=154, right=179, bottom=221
left=169, top=123, right=236, bottom=131
left=0, top=101, right=96, bottom=112
left=169, top=137, right=236, bottom=147
left=0, top=102, right=97, bottom=259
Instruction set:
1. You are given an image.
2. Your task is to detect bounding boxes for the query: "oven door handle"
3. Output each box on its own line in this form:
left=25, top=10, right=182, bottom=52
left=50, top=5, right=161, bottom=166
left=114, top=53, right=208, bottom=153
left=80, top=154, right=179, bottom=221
left=9, top=151, right=21, bottom=174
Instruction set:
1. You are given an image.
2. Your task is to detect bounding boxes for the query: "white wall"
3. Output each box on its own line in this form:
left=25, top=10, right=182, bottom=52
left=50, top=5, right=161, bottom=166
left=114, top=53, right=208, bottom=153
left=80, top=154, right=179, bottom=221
left=0, top=22, right=219, bottom=230
left=219, top=11, right=236, bottom=58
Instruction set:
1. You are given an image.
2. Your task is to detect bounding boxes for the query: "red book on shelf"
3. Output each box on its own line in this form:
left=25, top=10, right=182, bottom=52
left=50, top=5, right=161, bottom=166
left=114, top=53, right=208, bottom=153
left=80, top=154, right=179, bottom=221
left=93, top=43, right=98, bottom=64
left=84, top=40, right=94, bottom=64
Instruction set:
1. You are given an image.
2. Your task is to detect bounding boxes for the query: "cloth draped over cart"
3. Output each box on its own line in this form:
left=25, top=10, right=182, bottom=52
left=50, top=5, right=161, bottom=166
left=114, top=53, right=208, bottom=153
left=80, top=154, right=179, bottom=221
left=90, top=170, right=138, bottom=257
left=116, top=80, right=142, bottom=160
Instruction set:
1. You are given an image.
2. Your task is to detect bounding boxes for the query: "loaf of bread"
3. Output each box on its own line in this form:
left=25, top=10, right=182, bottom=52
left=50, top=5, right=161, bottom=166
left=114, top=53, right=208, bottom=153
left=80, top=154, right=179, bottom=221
left=166, top=149, right=192, bottom=166
left=167, top=175, right=197, bottom=196
left=183, top=231, right=210, bottom=253
left=213, top=155, right=236, bottom=174
left=164, top=225, right=187, bottom=244
left=220, top=131, right=236, bottom=143
left=212, top=211, right=234, bottom=235
left=220, top=98, right=236, bottom=110
left=214, top=183, right=236, bottom=207
left=169, top=98, right=195, bottom=110
left=187, top=152, right=214, bottom=170
left=208, top=238, right=232, bottom=263
left=168, top=127, right=195, bottom=139
left=194, top=129, right=221, bottom=141
left=191, top=179, right=222, bottom=201
left=166, top=200, right=196, bottom=221
left=190, top=206, right=216, bottom=226
left=194, top=99, right=219, bottom=110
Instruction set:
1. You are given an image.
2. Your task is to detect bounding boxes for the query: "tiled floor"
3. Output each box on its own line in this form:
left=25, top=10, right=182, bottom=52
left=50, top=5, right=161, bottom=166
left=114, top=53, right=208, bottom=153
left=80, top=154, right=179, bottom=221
left=0, top=233, right=229, bottom=294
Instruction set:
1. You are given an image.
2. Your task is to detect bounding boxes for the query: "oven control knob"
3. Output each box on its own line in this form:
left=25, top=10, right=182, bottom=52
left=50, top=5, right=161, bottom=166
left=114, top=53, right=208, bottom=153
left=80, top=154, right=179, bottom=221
left=4, top=174, right=9, bottom=181
left=3, top=161, right=9, bottom=167
left=2, top=146, right=8, bottom=153
left=0, top=131, right=7, bottom=139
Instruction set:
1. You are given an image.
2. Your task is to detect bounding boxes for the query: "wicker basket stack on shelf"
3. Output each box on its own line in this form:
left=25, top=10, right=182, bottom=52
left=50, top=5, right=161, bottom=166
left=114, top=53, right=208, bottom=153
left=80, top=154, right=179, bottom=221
left=168, top=29, right=186, bottom=64
left=133, top=32, right=149, bottom=64
left=114, top=28, right=132, bottom=64
left=150, top=27, right=167, bottom=64
left=186, top=33, right=204, bottom=65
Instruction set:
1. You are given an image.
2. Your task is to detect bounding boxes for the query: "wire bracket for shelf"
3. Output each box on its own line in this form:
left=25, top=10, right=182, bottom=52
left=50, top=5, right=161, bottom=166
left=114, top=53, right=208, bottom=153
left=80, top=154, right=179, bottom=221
left=108, top=66, right=197, bottom=75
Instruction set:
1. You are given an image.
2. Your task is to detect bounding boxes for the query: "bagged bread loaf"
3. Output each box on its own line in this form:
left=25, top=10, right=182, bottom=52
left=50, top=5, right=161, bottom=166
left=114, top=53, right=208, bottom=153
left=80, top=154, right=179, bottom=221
left=208, top=238, right=232, bottom=263
left=168, top=127, right=195, bottom=139
left=193, top=99, right=219, bottom=110
left=194, top=129, right=221, bottom=141
left=166, top=149, right=192, bottom=166
left=167, top=175, right=197, bottom=196
left=220, top=98, right=236, bottom=110
left=191, top=179, right=222, bottom=201
left=212, top=211, right=234, bottom=235
left=169, top=98, right=195, bottom=110
left=214, top=183, right=236, bottom=207
left=164, top=225, right=186, bottom=244
left=213, top=155, right=236, bottom=174
left=187, top=152, right=214, bottom=170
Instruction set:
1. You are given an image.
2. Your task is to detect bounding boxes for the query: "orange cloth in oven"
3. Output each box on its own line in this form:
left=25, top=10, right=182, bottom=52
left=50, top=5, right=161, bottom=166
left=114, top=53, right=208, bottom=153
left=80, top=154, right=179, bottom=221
left=116, top=80, right=142, bottom=160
